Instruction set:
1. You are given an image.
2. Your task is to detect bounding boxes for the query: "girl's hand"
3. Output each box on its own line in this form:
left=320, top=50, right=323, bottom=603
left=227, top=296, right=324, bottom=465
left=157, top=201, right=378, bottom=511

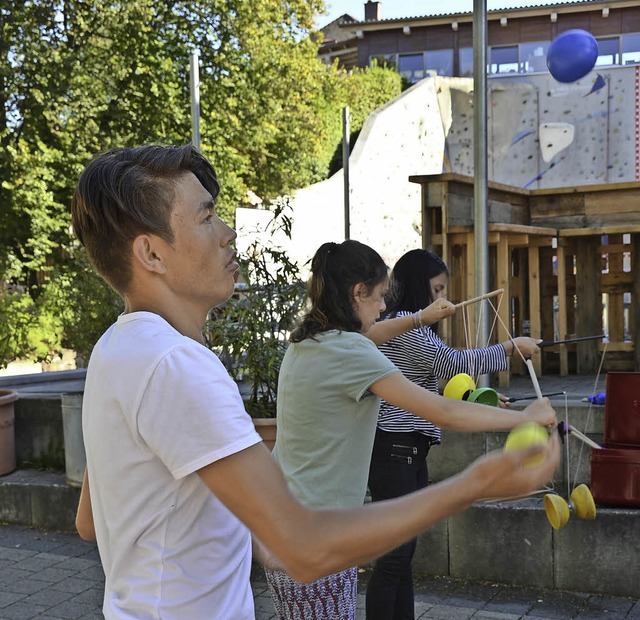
left=418, top=298, right=455, bottom=327
left=498, top=393, right=510, bottom=409
left=522, top=397, right=557, bottom=429
left=503, top=337, right=542, bottom=358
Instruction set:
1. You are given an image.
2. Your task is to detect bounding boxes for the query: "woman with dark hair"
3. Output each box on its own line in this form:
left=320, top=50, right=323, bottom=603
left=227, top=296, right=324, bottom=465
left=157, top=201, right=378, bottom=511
left=365, top=248, right=542, bottom=620
left=265, top=241, right=555, bottom=620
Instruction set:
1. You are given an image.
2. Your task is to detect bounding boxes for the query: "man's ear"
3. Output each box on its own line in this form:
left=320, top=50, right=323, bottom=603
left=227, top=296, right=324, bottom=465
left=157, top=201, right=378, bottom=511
left=131, top=234, right=167, bottom=274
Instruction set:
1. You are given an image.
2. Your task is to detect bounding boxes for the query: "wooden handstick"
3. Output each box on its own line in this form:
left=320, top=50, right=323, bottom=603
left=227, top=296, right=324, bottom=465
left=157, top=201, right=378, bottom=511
left=454, top=288, right=504, bottom=309
left=568, top=424, right=601, bottom=450
left=525, top=359, right=544, bottom=400
left=539, top=334, right=604, bottom=348
left=506, top=391, right=566, bottom=403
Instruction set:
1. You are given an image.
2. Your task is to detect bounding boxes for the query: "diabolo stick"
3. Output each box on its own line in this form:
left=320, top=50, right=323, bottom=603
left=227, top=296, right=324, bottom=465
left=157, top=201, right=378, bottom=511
left=454, top=288, right=504, bottom=309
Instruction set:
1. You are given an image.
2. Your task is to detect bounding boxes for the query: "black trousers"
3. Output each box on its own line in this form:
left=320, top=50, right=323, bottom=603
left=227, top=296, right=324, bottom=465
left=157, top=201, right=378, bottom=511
left=365, top=429, right=431, bottom=620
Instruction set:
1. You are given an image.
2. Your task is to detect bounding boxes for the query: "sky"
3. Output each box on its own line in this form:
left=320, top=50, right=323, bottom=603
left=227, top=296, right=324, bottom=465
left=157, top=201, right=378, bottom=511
left=317, top=0, right=561, bottom=27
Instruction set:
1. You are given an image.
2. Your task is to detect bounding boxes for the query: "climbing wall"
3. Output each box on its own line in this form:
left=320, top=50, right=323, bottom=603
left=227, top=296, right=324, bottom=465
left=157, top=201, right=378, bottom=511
left=239, top=66, right=640, bottom=271
left=482, top=66, right=637, bottom=188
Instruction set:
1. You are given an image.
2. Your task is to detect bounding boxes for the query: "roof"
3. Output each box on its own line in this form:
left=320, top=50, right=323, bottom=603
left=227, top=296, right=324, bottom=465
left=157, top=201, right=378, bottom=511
left=341, top=0, right=628, bottom=26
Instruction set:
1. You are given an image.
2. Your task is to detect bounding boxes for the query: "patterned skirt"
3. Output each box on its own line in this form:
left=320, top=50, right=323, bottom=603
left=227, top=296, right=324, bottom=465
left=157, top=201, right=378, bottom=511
left=264, top=566, right=358, bottom=620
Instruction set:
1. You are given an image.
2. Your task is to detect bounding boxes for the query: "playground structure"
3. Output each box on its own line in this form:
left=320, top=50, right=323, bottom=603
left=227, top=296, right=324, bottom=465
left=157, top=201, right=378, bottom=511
left=235, top=63, right=640, bottom=383
left=411, top=172, right=640, bottom=387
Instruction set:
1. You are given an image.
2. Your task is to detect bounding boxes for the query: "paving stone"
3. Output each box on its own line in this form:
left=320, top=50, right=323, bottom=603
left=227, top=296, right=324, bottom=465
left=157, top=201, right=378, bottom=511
left=0, top=523, right=638, bottom=620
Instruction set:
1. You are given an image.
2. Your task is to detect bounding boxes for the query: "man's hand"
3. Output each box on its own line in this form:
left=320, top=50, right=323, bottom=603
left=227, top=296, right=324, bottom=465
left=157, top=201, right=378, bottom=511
left=464, top=431, right=560, bottom=502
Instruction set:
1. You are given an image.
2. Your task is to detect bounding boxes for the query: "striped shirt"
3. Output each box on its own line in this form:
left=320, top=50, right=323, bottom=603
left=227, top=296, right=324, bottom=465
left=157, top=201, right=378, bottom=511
left=378, top=311, right=508, bottom=444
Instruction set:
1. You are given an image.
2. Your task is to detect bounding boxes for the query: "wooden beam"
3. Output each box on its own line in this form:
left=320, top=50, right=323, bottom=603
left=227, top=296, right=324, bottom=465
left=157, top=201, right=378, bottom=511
left=559, top=225, right=640, bottom=237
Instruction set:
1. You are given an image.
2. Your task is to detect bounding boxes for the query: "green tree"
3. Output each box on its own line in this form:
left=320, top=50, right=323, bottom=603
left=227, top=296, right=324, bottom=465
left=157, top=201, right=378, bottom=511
left=320, top=61, right=403, bottom=176
left=0, top=0, right=402, bottom=368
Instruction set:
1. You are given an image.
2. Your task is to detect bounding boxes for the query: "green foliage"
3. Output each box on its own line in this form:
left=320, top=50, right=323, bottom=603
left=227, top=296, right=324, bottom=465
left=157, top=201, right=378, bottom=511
left=204, top=202, right=306, bottom=417
left=41, top=250, right=124, bottom=366
left=319, top=61, right=403, bottom=177
left=0, top=0, right=401, bottom=369
left=0, top=287, right=36, bottom=369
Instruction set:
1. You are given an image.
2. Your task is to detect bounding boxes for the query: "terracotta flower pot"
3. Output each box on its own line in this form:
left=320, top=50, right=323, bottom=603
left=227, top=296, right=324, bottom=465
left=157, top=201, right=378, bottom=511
left=252, top=417, right=277, bottom=452
left=0, top=389, right=19, bottom=476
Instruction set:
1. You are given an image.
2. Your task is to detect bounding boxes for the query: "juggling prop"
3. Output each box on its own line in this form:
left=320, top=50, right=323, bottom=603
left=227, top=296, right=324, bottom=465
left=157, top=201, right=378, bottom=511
left=443, top=373, right=476, bottom=401
left=542, top=421, right=599, bottom=529
left=467, top=387, right=500, bottom=407
left=504, top=422, right=549, bottom=467
left=546, top=29, right=598, bottom=83
left=544, top=484, right=597, bottom=530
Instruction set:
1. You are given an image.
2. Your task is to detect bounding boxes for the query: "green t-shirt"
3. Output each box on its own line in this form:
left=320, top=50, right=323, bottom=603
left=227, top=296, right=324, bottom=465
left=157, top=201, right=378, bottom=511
left=273, top=330, right=399, bottom=509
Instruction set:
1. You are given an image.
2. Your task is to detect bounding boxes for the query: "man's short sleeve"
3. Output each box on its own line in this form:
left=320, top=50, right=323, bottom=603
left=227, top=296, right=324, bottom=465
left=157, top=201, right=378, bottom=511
left=137, top=344, right=261, bottom=479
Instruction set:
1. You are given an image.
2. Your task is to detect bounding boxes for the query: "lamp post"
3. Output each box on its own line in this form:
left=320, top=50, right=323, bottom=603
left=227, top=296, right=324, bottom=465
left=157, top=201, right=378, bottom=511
left=342, top=106, right=350, bottom=240
left=190, top=49, right=201, bottom=151
left=473, top=0, right=490, bottom=383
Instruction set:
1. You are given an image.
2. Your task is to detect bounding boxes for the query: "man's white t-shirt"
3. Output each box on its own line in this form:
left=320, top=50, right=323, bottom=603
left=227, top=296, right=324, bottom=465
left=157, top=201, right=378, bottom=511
left=83, top=312, right=261, bottom=619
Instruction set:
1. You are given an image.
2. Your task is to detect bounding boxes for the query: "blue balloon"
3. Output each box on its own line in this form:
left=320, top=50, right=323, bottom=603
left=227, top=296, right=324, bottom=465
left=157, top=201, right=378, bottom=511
left=546, top=29, right=598, bottom=83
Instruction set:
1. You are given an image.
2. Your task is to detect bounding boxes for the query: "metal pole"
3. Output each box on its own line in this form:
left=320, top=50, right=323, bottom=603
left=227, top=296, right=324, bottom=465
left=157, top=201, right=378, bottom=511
left=473, top=0, right=489, bottom=383
left=190, top=50, right=201, bottom=151
left=342, top=106, right=350, bottom=240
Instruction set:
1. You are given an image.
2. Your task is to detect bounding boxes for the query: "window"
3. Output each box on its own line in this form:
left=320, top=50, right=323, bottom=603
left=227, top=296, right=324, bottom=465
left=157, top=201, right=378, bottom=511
left=520, top=41, right=550, bottom=73
left=369, top=54, right=397, bottom=70
left=490, top=46, right=518, bottom=74
left=399, top=53, right=425, bottom=83
left=622, top=33, right=640, bottom=65
left=459, top=47, right=474, bottom=77
left=425, top=49, right=453, bottom=77
left=595, top=37, right=620, bottom=66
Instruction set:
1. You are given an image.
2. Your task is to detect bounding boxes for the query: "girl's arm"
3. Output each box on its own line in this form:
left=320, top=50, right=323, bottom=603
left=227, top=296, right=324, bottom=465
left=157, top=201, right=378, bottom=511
left=370, top=371, right=557, bottom=431
left=365, top=298, right=455, bottom=345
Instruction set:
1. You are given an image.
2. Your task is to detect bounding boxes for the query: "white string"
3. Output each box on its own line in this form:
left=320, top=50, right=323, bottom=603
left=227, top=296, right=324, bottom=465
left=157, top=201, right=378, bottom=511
left=571, top=340, right=608, bottom=492
left=462, top=291, right=503, bottom=385
left=484, top=296, right=610, bottom=499
left=460, top=303, right=475, bottom=381
left=563, top=393, right=571, bottom=500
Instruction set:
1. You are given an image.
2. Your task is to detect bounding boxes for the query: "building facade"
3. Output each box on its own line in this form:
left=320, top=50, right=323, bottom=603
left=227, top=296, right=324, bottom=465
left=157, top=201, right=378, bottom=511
left=319, top=1, right=640, bottom=82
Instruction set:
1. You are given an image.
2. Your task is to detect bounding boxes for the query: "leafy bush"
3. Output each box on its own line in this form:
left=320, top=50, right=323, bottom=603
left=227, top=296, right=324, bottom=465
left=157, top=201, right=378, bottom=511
left=0, top=286, right=38, bottom=369
left=42, top=249, right=123, bottom=366
left=204, top=201, right=307, bottom=417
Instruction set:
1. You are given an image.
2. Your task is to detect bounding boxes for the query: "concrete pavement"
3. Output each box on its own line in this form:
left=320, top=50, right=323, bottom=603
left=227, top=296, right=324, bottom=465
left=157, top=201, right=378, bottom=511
left=1, top=524, right=640, bottom=620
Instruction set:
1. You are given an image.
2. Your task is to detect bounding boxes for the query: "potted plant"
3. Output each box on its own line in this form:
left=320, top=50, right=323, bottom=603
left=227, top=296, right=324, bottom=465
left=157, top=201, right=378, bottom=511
left=0, top=388, right=19, bottom=476
left=204, top=201, right=306, bottom=450
left=0, top=286, right=29, bottom=475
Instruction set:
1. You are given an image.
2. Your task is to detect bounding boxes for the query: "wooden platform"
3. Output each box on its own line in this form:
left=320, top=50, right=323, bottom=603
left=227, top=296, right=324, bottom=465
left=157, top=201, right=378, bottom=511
left=409, top=173, right=640, bottom=386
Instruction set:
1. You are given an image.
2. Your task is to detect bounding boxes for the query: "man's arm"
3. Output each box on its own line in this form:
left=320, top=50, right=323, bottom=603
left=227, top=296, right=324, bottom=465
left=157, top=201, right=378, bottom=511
left=75, top=469, right=96, bottom=541
left=197, top=434, right=559, bottom=584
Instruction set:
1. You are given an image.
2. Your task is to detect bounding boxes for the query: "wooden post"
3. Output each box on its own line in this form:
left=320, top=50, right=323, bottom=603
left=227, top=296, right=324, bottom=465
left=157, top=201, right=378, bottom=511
left=496, top=235, right=510, bottom=388
left=528, top=241, right=542, bottom=377
left=633, top=234, right=640, bottom=370
left=466, top=231, right=476, bottom=344
left=575, top=237, right=601, bottom=374
left=605, top=234, right=625, bottom=346
left=556, top=241, right=569, bottom=376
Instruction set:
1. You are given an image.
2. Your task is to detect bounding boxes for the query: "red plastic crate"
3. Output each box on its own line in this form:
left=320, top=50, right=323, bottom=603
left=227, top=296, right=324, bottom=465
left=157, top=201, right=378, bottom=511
left=603, top=372, right=640, bottom=448
left=590, top=446, right=640, bottom=507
